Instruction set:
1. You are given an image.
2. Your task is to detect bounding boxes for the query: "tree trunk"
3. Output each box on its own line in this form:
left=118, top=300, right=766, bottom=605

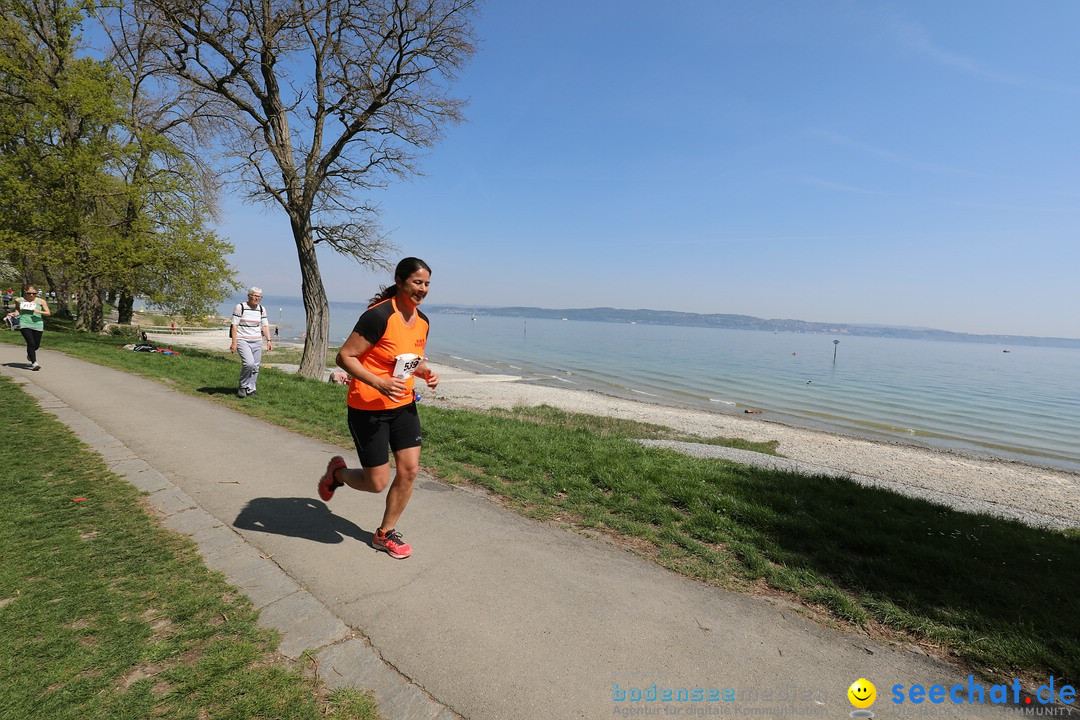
left=72, top=231, right=105, bottom=332
left=117, top=290, right=135, bottom=324
left=75, top=277, right=104, bottom=332
left=292, top=214, right=330, bottom=380
left=41, top=266, right=72, bottom=320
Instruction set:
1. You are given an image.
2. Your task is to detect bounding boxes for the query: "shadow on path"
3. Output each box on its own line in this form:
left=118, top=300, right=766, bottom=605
left=234, top=496, right=373, bottom=545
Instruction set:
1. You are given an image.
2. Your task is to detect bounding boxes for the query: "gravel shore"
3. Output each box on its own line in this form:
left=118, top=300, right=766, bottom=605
left=144, top=330, right=1080, bottom=530
left=144, top=328, right=303, bottom=351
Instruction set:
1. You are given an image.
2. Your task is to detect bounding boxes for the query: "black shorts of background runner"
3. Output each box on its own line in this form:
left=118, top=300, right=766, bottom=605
left=347, top=403, right=422, bottom=468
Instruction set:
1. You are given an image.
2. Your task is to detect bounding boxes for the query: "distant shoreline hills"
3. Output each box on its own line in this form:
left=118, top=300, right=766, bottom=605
left=426, top=305, right=1080, bottom=349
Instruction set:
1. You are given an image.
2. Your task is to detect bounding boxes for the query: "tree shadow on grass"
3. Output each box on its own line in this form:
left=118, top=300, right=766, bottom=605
left=233, top=496, right=373, bottom=545
left=682, top=461, right=1080, bottom=682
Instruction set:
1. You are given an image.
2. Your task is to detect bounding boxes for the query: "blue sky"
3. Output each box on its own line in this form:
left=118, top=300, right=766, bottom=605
left=221, top=1, right=1080, bottom=339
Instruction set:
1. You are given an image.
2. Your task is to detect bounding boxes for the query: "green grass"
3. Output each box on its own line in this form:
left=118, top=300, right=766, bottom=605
left=0, top=374, right=381, bottom=719
left=3, top=323, right=1078, bottom=688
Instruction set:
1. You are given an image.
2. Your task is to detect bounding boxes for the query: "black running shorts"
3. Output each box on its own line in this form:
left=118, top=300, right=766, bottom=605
left=347, top=403, right=422, bottom=468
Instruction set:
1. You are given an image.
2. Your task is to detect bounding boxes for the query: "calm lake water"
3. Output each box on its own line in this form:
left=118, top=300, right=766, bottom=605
left=231, top=296, right=1080, bottom=473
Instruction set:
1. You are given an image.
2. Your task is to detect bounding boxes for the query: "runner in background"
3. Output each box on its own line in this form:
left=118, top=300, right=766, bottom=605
left=5, top=285, right=50, bottom=370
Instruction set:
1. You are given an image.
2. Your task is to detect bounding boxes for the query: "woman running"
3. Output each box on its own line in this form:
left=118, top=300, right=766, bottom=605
left=318, top=257, right=439, bottom=559
left=5, top=285, right=51, bottom=370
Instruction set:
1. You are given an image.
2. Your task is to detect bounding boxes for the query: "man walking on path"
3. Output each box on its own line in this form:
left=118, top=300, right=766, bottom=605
left=230, top=287, right=272, bottom=398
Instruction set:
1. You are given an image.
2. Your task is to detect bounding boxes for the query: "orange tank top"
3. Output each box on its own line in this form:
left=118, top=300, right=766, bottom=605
left=346, top=298, right=429, bottom=411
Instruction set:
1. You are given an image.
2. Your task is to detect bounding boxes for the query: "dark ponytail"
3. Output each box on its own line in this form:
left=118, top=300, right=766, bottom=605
left=367, top=257, right=432, bottom=307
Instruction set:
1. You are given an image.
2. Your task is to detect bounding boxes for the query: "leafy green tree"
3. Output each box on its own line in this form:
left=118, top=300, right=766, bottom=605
left=0, top=0, right=238, bottom=330
left=1, top=0, right=131, bottom=330
left=107, top=144, right=239, bottom=319
left=100, top=6, right=239, bottom=321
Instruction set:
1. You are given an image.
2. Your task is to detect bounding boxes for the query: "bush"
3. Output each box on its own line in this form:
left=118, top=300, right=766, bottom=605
left=104, top=323, right=144, bottom=340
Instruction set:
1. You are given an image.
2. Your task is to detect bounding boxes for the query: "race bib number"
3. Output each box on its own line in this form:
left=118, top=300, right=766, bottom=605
left=392, top=353, right=422, bottom=379
left=19, top=301, right=36, bottom=311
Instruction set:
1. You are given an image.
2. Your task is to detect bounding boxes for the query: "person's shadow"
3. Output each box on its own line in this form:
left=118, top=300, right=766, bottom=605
left=198, top=386, right=241, bottom=396
left=2, top=362, right=35, bottom=370
left=233, top=497, right=373, bottom=545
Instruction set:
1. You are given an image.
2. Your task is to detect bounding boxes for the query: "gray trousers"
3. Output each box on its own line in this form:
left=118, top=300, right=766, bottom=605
left=236, top=338, right=263, bottom=392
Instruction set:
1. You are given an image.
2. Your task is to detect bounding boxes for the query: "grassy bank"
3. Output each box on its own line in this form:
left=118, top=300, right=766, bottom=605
left=0, top=374, right=380, bottom=719
left=3, top=324, right=1078, bottom=689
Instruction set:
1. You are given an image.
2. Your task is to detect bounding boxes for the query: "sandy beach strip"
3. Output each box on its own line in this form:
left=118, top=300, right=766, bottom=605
left=144, top=328, right=302, bottom=349
left=142, top=331, right=1080, bottom=530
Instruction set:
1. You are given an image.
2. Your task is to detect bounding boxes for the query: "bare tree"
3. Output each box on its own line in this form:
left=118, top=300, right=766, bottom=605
left=128, top=0, right=478, bottom=378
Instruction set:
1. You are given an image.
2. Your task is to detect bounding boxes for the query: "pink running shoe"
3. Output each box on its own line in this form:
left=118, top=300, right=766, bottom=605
left=372, top=528, right=412, bottom=559
left=318, top=456, right=347, bottom=501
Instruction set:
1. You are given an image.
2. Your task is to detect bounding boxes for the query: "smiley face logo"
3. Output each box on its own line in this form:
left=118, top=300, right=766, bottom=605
left=848, top=678, right=876, bottom=709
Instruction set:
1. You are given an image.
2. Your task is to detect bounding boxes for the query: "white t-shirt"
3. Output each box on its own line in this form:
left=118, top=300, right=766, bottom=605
left=232, top=303, right=268, bottom=340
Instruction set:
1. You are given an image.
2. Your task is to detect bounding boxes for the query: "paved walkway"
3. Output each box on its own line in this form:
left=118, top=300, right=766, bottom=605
left=1, top=344, right=1026, bottom=720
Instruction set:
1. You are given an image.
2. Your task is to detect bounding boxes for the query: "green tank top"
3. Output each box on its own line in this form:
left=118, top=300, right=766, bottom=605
left=17, top=298, right=44, bottom=331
